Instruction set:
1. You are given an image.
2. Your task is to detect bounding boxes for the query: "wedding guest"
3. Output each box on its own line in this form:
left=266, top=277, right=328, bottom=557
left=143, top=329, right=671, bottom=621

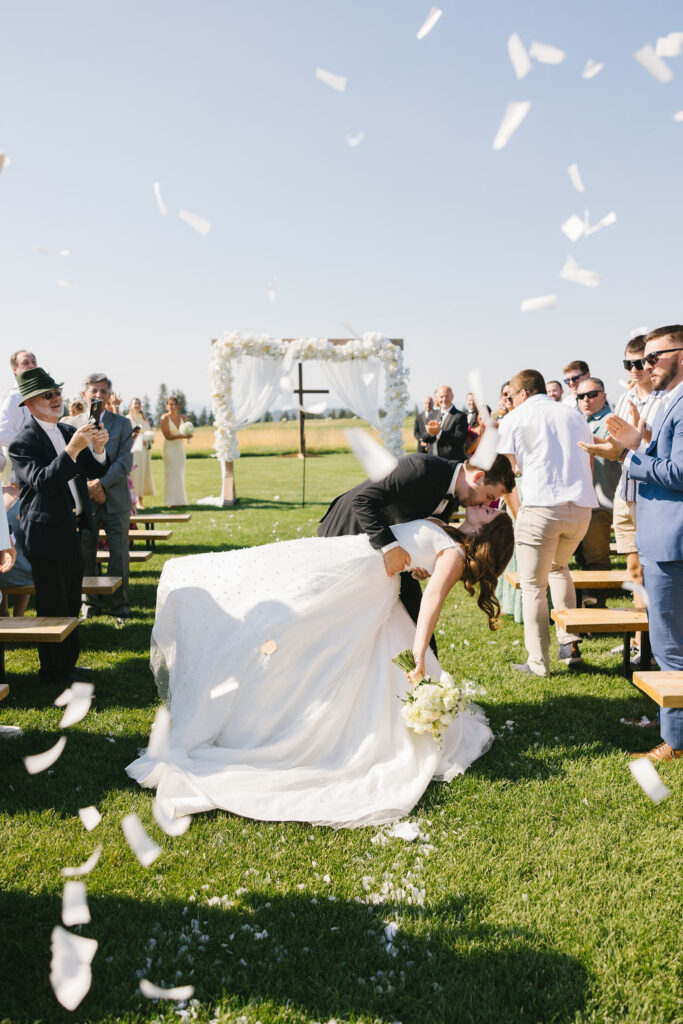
left=106, top=391, right=123, bottom=415
left=417, top=386, right=468, bottom=461
left=497, top=369, right=597, bottom=675
left=161, top=395, right=189, bottom=506
left=61, top=398, right=87, bottom=426
left=580, top=326, right=683, bottom=761
left=79, top=374, right=134, bottom=625
left=573, top=378, right=622, bottom=603
left=546, top=380, right=564, bottom=402
left=0, top=486, right=33, bottom=616
left=493, top=381, right=511, bottom=421
left=0, top=350, right=38, bottom=480
left=413, top=395, right=434, bottom=452
left=562, top=360, right=591, bottom=407
left=465, top=392, right=478, bottom=428
left=8, top=367, right=107, bottom=685
left=128, top=397, right=155, bottom=509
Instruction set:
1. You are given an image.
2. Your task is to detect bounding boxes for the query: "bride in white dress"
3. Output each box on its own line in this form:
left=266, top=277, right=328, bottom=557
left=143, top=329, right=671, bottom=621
left=127, top=507, right=514, bottom=828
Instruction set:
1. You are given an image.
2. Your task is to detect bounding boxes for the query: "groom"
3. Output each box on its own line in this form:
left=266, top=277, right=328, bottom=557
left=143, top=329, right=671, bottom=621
left=318, top=452, right=516, bottom=641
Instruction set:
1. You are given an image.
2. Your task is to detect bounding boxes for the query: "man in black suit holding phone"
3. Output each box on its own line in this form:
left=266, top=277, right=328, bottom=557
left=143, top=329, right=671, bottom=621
left=9, top=368, right=109, bottom=685
left=416, top=385, right=468, bottom=462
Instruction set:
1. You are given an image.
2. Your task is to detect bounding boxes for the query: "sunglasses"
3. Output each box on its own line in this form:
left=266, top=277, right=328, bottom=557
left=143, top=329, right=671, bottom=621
left=506, top=388, right=524, bottom=404
left=623, top=359, right=644, bottom=371
left=563, top=374, right=586, bottom=386
left=38, top=389, right=63, bottom=400
left=577, top=390, right=603, bottom=400
left=643, top=347, right=683, bottom=367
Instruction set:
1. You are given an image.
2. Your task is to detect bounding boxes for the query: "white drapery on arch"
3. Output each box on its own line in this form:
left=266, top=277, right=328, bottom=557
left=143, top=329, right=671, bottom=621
left=231, top=354, right=286, bottom=431
left=320, top=357, right=383, bottom=429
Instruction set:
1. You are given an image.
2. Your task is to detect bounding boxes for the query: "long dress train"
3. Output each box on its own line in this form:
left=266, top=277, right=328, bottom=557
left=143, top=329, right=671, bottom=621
left=127, top=520, right=493, bottom=827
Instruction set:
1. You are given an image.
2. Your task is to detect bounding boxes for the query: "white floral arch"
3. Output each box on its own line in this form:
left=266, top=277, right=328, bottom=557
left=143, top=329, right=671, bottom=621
left=210, top=331, right=410, bottom=504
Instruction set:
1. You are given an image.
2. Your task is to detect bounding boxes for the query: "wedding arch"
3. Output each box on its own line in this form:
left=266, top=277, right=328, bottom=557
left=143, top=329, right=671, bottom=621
left=209, top=332, right=410, bottom=505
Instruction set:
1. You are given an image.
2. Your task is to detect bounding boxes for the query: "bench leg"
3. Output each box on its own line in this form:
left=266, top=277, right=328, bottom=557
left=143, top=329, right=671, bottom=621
left=0, top=642, right=5, bottom=686
left=640, top=630, right=652, bottom=670
left=623, top=633, right=633, bottom=676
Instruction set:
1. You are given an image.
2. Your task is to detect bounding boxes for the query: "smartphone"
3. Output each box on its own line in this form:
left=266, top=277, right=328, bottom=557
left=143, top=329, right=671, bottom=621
left=89, top=399, right=104, bottom=427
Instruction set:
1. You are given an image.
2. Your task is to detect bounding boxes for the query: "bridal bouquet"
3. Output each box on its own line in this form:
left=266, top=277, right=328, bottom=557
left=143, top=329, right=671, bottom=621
left=142, top=430, right=155, bottom=448
left=392, top=649, right=466, bottom=748
left=179, top=421, right=195, bottom=438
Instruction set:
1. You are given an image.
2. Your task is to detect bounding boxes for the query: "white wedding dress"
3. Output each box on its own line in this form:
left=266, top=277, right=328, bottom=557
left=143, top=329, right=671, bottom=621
left=126, top=520, right=493, bottom=828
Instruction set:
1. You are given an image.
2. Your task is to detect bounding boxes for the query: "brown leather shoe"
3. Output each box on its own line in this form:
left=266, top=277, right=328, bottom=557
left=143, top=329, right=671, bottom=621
left=629, top=742, right=683, bottom=762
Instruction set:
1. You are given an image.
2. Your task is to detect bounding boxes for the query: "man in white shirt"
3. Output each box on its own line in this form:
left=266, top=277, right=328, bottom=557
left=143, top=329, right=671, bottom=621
left=0, top=350, right=38, bottom=477
left=497, top=369, right=597, bottom=676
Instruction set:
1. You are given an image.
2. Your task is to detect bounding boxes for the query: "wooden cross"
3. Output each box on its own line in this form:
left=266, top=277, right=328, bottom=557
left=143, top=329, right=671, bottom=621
left=292, top=361, right=328, bottom=458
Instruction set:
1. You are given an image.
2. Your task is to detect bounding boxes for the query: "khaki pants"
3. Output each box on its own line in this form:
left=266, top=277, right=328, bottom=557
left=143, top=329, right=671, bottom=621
left=515, top=503, right=591, bottom=676
left=576, top=508, right=613, bottom=571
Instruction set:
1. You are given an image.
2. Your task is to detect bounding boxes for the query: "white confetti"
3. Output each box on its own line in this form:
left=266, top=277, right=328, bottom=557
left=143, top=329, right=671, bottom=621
left=634, top=45, right=674, bottom=83
left=388, top=821, right=422, bottom=842
left=62, top=881, right=91, bottom=927
left=585, top=210, right=616, bottom=236
left=559, top=255, right=600, bottom=288
left=0, top=725, right=22, bottom=737
left=520, top=294, right=557, bottom=313
left=57, top=280, right=77, bottom=288
left=0, top=152, right=10, bottom=173
left=147, top=705, right=171, bottom=759
left=139, top=979, right=195, bottom=1001
left=467, top=369, right=492, bottom=426
left=621, top=581, right=649, bottom=607
left=582, top=59, right=604, bottom=79
left=62, top=845, right=103, bottom=878
left=507, top=33, right=532, bottom=80
left=492, top=100, right=531, bottom=151
left=529, top=40, right=565, bottom=64
left=152, top=799, right=191, bottom=837
left=345, top=130, right=365, bottom=147
left=305, top=401, right=327, bottom=415
left=655, top=32, right=683, bottom=58
left=78, top=806, right=101, bottom=832
left=34, top=246, right=70, bottom=255
left=267, top=277, right=277, bottom=302
left=345, top=429, right=398, bottom=482
left=568, top=163, right=584, bottom=193
left=629, top=759, right=671, bottom=803
left=315, top=67, right=347, bottom=92
left=121, top=812, right=162, bottom=867
left=50, top=926, right=97, bottom=1010
left=469, top=424, right=499, bottom=470
left=24, top=735, right=66, bottom=775
left=416, top=7, right=442, bottom=40
left=178, top=208, right=212, bottom=235
left=561, top=214, right=586, bottom=242
left=209, top=678, right=240, bottom=699
left=152, top=181, right=167, bottom=216
left=59, top=682, right=93, bottom=728
left=674, top=110, right=683, bottom=121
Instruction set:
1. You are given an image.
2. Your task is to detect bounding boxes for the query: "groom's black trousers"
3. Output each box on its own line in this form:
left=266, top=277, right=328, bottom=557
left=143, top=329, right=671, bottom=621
left=400, top=574, right=438, bottom=656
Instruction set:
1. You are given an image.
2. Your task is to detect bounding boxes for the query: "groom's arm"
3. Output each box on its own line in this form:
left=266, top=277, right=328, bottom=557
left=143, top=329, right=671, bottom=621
left=351, top=458, right=443, bottom=550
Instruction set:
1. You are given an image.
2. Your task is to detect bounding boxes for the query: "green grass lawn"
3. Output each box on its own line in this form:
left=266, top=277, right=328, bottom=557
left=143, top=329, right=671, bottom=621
left=0, top=452, right=681, bottom=1024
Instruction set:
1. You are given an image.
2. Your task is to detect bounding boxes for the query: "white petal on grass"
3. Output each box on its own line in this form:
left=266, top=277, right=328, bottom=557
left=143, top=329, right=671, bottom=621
left=568, top=163, right=584, bottom=193
left=529, top=40, right=565, bottom=64
left=178, top=208, right=211, bottom=235
left=152, top=799, right=191, bottom=837
left=492, top=101, right=531, bottom=150
left=655, top=33, right=683, bottom=58
left=153, top=182, right=168, bottom=216
left=147, top=705, right=171, bottom=759
left=384, top=921, right=399, bottom=943
left=62, top=881, right=91, bottom=927
left=315, top=67, right=347, bottom=92
left=674, top=110, right=683, bottom=121
left=507, top=33, right=532, bottom=79
left=0, top=152, right=10, bottom=173
left=62, top=844, right=103, bottom=878
left=388, top=821, right=422, bottom=841
left=634, top=45, right=674, bottom=83
left=50, top=926, right=97, bottom=1011
left=559, top=255, right=600, bottom=288
left=582, top=59, right=604, bottom=79
left=0, top=725, right=22, bottom=737
left=520, top=294, right=557, bottom=313
left=121, top=812, right=162, bottom=867
left=416, top=7, right=442, bottom=40
left=209, top=678, right=239, bottom=699
left=345, top=429, right=398, bottom=482
left=562, top=214, right=586, bottom=242
left=78, top=806, right=101, bottom=831
left=139, top=979, right=195, bottom=1001
left=60, top=695, right=92, bottom=729
left=629, top=759, right=671, bottom=803
left=345, top=131, right=365, bottom=147
left=24, top=735, right=66, bottom=775
left=621, top=581, right=649, bottom=608
left=469, top=425, right=500, bottom=470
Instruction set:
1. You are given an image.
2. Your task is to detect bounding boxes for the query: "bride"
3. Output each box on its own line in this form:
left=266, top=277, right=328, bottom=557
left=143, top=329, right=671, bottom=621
left=127, top=506, right=514, bottom=828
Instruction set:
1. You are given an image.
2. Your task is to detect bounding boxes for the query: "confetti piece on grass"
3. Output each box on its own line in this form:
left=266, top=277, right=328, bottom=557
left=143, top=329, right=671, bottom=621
left=139, top=979, right=195, bottom=1001
left=78, top=806, right=101, bottom=831
left=629, top=758, right=671, bottom=803
left=50, top=927, right=97, bottom=1010
left=24, top=735, right=66, bottom=775
left=62, top=881, right=91, bottom=927
left=388, top=821, right=422, bottom=841
left=121, top=812, right=162, bottom=867
left=62, top=845, right=103, bottom=878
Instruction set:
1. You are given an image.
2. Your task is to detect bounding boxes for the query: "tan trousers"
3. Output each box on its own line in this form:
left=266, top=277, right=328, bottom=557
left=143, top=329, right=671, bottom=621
left=515, top=503, right=591, bottom=676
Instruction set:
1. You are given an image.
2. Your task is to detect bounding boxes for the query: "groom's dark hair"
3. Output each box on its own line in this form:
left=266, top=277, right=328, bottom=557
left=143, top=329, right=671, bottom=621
left=471, top=454, right=516, bottom=493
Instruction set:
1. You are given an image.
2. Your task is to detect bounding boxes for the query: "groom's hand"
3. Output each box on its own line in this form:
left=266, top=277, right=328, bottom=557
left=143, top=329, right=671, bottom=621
left=384, top=546, right=411, bottom=577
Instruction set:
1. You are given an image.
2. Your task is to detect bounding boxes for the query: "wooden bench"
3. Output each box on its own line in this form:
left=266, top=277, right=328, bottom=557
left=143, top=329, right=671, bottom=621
left=99, top=528, right=172, bottom=549
left=0, top=616, right=79, bottom=684
left=551, top=608, right=650, bottom=676
left=96, top=550, right=152, bottom=563
left=2, top=576, right=122, bottom=597
left=0, top=682, right=8, bottom=701
left=131, top=513, right=191, bottom=523
left=632, top=671, right=683, bottom=708
left=506, top=570, right=631, bottom=604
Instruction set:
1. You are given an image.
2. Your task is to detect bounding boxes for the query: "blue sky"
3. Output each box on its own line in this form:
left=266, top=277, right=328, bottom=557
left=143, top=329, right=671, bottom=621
left=1, top=0, right=682, bottom=415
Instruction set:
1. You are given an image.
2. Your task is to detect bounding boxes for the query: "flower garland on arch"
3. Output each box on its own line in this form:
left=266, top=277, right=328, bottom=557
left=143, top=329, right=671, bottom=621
left=210, top=332, right=410, bottom=461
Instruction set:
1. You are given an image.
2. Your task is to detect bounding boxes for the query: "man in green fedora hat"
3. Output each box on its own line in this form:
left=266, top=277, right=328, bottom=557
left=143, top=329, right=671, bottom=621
left=8, top=368, right=110, bottom=685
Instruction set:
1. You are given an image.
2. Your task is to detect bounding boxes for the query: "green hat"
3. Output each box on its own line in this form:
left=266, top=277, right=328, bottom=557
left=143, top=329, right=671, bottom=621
left=16, top=367, right=64, bottom=406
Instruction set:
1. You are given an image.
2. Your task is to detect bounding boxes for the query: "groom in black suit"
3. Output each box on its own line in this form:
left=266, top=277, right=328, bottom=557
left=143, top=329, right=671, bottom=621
left=318, top=452, right=516, bottom=645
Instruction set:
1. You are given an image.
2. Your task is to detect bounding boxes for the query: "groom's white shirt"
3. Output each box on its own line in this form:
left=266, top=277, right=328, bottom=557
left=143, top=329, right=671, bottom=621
left=381, top=464, right=462, bottom=553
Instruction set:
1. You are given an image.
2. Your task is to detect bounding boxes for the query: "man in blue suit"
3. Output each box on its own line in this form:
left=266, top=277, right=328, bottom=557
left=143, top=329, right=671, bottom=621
left=582, top=325, right=683, bottom=761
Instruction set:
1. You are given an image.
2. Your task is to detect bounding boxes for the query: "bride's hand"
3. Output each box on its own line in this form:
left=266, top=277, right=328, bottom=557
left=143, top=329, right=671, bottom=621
left=408, top=655, right=425, bottom=685
left=383, top=546, right=410, bottom=577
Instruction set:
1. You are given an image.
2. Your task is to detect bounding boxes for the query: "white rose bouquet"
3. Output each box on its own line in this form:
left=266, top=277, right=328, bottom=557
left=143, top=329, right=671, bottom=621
left=392, top=649, right=466, bottom=748
left=179, top=421, right=195, bottom=438
left=142, top=430, right=155, bottom=449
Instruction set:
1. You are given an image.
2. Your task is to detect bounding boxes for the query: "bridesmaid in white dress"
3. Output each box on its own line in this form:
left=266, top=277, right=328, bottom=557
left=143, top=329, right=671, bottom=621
left=127, top=506, right=514, bottom=828
left=160, top=395, right=188, bottom=507
left=127, top=397, right=155, bottom=510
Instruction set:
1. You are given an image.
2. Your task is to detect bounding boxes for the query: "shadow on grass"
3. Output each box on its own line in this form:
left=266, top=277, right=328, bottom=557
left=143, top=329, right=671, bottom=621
left=1, top=889, right=588, bottom=1024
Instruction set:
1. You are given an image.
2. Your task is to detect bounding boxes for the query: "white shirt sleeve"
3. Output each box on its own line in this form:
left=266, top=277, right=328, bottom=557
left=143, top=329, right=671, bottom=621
left=0, top=501, right=11, bottom=551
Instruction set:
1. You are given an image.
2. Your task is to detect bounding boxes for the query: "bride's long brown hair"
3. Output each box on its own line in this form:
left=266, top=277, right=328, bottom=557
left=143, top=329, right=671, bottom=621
left=436, top=514, right=515, bottom=630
